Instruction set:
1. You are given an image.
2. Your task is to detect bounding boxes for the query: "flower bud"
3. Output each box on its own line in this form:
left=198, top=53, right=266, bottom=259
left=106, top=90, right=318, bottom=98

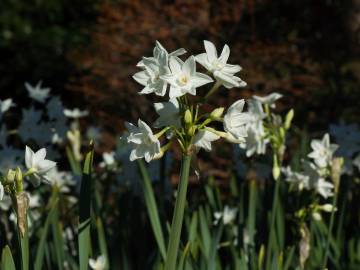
left=210, top=107, right=224, bottom=119
left=4, top=169, right=16, bottom=184
left=312, top=212, right=322, bottom=221
left=319, top=204, right=336, bottom=212
left=184, top=109, right=192, bottom=125
left=284, top=109, right=294, bottom=130
left=187, top=125, right=196, bottom=136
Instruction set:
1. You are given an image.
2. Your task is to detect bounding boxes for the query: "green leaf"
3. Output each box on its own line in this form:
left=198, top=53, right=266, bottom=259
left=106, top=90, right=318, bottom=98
left=164, top=155, right=192, bottom=270
left=138, top=160, right=167, bottom=261
left=1, top=245, right=16, bottom=270
left=34, top=197, right=58, bottom=270
left=78, top=142, right=94, bottom=270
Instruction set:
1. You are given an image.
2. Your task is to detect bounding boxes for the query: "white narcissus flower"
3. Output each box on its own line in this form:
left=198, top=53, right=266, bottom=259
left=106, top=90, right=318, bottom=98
left=137, top=41, right=186, bottom=67
left=214, top=205, right=237, bottom=225
left=240, top=122, right=268, bottom=157
left=46, top=167, right=75, bottom=193
left=239, top=98, right=268, bottom=157
left=89, top=255, right=106, bottom=270
left=0, top=98, right=15, bottom=113
left=154, top=99, right=181, bottom=128
left=193, top=130, right=220, bottom=152
left=25, top=81, right=50, bottom=103
left=133, top=56, right=170, bottom=96
left=125, top=119, right=161, bottom=162
left=99, top=151, right=116, bottom=168
left=161, top=56, right=213, bottom=99
left=253, top=92, right=283, bottom=108
left=308, top=133, right=338, bottom=169
left=282, top=166, right=310, bottom=190
left=25, top=146, right=56, bottom=186
left=64, top=108, right=89, bottom=118
left=196, top=40, right=246, bottom=89
left=303, top=161, right=334, bottom=198
left=223, top=99, right=252, bottom=141
left=134, top=41, right=186, bottom=97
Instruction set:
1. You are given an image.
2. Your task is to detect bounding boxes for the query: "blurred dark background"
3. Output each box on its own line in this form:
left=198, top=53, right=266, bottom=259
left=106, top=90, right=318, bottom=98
left=1, top=0, right=359, bottom=144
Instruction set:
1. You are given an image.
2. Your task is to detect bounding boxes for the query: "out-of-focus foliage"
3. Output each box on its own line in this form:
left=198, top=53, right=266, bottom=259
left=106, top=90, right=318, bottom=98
left=0, top=0, right=98, bottom=95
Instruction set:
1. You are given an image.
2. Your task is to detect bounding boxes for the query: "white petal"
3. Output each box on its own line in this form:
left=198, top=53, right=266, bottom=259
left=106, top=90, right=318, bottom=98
left=192, top=72, right=213, bottom=88
left=34, top=148, right=47, bottom=164
left=214, top=71, right=241, bottom=88
left=183, top=56, right=196, bottom=77
left=195, top=53, right=211, bottom=70
left=169, top=85, right=185, bottom=99
left=219, top=44, right=230, bottom=64
left=25, top=146, right=34, bottom=169
left=204, top=40, right=218, bottom=62
left=37, top=160, right=56, bottom=174
left=133, top=71, right=149, bottom=86
left=223, top=64, right=242, bottom=74
left=169, top=56, right=183, bottom=74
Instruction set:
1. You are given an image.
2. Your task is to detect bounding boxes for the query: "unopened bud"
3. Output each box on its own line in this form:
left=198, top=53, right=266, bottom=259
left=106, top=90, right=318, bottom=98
left=184, top=109, right=192, bottom=125
left=331, top=157, right=343, bottom=192
left=187, top=126, right=196, bottom=136
left=5, top=169, right=16, bottom=184
left=284, top=109, right=294, bottom=130
left=319, top=204, right=336, bottom=212
left=210, top=107, right=224, bottom=119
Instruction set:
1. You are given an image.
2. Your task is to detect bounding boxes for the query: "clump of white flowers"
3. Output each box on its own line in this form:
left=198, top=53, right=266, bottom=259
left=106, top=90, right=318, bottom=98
left=125, top=40, right=254, bottom=163
left=282, top=133, right=339, bottom=199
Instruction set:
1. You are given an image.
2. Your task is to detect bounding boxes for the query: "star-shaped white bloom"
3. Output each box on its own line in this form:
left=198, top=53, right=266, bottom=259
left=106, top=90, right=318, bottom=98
left=161, top=56, right=213, bottom=99
left=0, top=98, right=15, bottom=113
left=25, top=146, right=56, bottom=186
left=303, top=161, right=334, bottom=198
left=124, top=119, right=161, bottom=162
left=193, top=130, right=220, bottom=152
left=99, top=151, right=116, bottom=168
left=223, top=99, right=252, bottom=141
left=196, top=40, right=246, bottom=89
left=134, top=41, right=186, bottom=96
left=63, top=108, right=89, bottom=118
left=133, top=56, right=170, bottom=96
left=214, top=205, right=237, bottom=225
left=308, top=133, right=338, bottom=169
left=46, top=167, right=75, bottom=193
left=25, top=81, right=50, bottom=103
left=253, top=92, right=283, bottom=108
left=240, top=122, right=269, bottom=157
left=154, top=99, right=181, bottom=128
left=282, top=166, right=310, bottom=190
left=89, top=255, right=106, bottom=270
left=137, top=40, right=186, bottom=67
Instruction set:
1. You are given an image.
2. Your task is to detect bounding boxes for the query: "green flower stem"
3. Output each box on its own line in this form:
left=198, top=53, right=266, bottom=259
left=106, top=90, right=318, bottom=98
left=164, top=154, right=192, bottom=270
left=265, top=160, right=281, bottom=270
left=204, top=81, right=222, bottom=100
left=321, top=190, right=339, bottom=269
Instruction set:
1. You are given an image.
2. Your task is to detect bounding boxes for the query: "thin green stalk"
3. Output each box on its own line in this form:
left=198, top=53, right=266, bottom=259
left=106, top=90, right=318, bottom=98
left=204, top=81, right=221, bottom=100
left=265, top=177, right=281, bottom=270
left=164, top=154, right=192, bottom=270
left=321, top=191, right=339, bottom=269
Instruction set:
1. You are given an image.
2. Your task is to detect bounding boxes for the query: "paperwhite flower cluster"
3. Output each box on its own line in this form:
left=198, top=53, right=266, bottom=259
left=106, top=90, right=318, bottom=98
left=238, top=93, right=283, bottom=157
left=283, top=133, right=338, bottom=198
left=126, top=40, right=250, bottom=162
